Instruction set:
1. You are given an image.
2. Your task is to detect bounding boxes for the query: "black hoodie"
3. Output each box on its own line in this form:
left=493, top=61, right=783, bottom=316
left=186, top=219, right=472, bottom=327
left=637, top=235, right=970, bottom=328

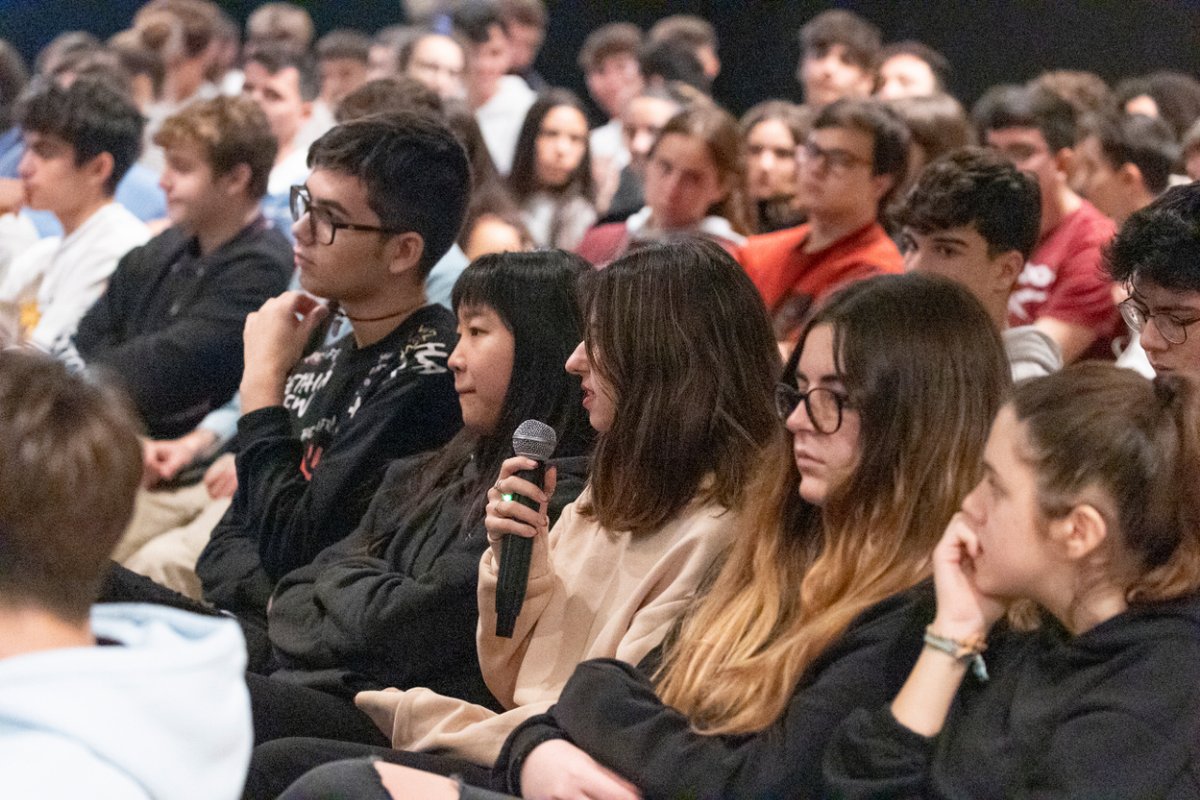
left=824, top=594, right=1200, bottom=799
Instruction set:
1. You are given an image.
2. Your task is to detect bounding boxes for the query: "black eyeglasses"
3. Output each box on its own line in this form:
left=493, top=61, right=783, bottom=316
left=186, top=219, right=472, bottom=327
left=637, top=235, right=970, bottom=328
left=1119, top=296, right=1200, bottom=345
left=774, top=382, right=853, bottom=434
left=798, top=140, right=872, bottom=175
left=289, top=185, right=406, bottom=245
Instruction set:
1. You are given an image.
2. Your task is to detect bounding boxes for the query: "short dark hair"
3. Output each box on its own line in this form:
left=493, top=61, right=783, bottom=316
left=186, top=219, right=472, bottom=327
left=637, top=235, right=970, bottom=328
left=109, top=32, right=166, bottom=97
left=316, top=28, right=372, bottom=64
left=396, top=31, right=468, bottom=73
left=1108, top=183, right=1200, bottom=293
left=1029, top=70, right=1115, bottom=121
left=900, top=146, right=1041, bottom=260
left=814, top=98, right=910, bottom=208
left=578, top=23, right=643, bottom=74
left=0, top=352, right=142, bottom=622
left=1083, top=112, right=1179, bottom=195
left=499, top=0, right=547, bottom=29
left=638, top=38, right=709, bottom=94
left=880, top=40, right=950, bottom=91
left=1114, top=71, right=1200, bottom=140
left=648, top=15, right=717, bottom=51
left=307, top=112, right=471, bottom=277
left=154, top=94, right=277, bottom=200
left=335, top=76, right=443, bottom=123
left=245, top=1, right=314, bottom=51
left=134, top=0, right=220, bottom=60
left=886, top=92, right=971, bottom=166
left=244, top=42, right=319, bottom=102
left=799, top=9, right=881, bottom=72
left=452, top=0, right=506, bottom=45
left=16, top=77, right=144, bottom=195
left=973, top=84, right=1076, bottom=153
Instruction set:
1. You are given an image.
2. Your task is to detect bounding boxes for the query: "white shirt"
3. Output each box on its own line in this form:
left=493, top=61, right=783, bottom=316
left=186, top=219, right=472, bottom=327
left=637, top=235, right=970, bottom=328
left=590, top=118, right=629, bottom=172
left=0, top=203, right=149, bottom=351
left=0, top=212, right=37, bottom=286
left=475, top=75, right=537, bottom=176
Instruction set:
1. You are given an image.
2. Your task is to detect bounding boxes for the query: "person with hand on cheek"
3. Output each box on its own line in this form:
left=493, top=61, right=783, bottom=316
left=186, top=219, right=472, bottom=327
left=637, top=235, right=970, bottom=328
left=494, top=273, right=1008, bottom=800
left=195, top=112, right=469, bottom=651
left=825, top=363, right=1200, bottom=799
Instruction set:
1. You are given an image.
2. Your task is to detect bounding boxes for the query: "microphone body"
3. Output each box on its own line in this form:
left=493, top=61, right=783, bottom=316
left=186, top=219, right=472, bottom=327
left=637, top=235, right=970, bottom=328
left=495, top=420, right=556, bottom=638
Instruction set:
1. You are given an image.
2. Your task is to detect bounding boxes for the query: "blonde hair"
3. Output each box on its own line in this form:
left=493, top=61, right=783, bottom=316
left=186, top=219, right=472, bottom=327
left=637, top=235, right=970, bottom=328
left=655, top=274, right=1010, bottom=734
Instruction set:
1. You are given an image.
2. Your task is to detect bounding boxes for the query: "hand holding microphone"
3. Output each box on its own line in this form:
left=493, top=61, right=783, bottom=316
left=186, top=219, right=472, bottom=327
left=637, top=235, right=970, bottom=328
left=484, top=420, right=557, bottom=638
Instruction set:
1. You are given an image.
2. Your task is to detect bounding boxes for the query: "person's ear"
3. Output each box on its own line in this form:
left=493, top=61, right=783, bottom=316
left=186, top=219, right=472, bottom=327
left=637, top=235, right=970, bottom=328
left=1051, top=504, right=1109, bottom=561
left=219, top=162, right=253, bottom=198
left=1053, top=146, right=1075, bottom=179
left=300, top=99, right=313, bottom=121
left=84, top=151, right=115, bottom=194
left=386, top=231, right=425, bottom=278
left=991, top=248, right=1026, bottom=295
left=1118, top=162, right=1145, bottom=192
left=869, top=171, right=895, bottom=204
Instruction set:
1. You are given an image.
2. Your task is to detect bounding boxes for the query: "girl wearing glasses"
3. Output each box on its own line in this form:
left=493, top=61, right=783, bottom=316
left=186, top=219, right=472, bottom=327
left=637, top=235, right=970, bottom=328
left=452, top=272, right=1007, bottom=799
left=335, top=272, right=1006, bottom=799
left=248, top=238, right=782, bottom=796
left=825, top=363, right=1200, bottom=798
left=576, top=104, right=753, bottom=267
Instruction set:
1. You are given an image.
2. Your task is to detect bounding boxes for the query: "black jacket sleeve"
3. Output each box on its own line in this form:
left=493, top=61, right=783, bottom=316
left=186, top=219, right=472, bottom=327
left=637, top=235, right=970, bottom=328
left=197, top=364, right=460, bottom=620
left=511, top=585, right=931, bottom=800
left=267, top=455, right=590, bottom=698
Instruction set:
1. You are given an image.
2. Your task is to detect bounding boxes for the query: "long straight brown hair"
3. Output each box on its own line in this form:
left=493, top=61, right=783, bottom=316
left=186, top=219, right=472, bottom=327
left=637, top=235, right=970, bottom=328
left=655, top=274, right=1011, bottom=734
left=579, top=238, right=782, bottom=534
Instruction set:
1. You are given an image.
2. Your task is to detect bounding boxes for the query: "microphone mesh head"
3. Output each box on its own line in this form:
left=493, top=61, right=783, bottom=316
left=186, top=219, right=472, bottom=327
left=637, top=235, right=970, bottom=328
left=512, top=419, right=557, bottom=461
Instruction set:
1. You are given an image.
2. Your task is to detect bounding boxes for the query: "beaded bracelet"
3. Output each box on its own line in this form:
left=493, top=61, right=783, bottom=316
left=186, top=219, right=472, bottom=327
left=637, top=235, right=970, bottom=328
left=923, top=626, right=989, bottom=682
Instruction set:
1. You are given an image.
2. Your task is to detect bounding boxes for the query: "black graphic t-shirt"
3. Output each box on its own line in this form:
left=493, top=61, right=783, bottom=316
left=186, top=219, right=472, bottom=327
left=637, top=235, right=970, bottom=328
left=197, top=304, right=463, bottom=623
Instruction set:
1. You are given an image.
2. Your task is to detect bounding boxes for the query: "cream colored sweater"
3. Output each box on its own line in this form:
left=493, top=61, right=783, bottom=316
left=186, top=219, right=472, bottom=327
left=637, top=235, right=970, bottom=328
left=354, top=485, right=741, bottom=765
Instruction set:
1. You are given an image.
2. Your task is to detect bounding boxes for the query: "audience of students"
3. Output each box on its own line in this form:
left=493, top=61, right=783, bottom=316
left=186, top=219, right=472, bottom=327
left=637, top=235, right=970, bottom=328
left=195, top=112, right=469, bottom=641
left=0, top=78, right=148, bottom=350
left=825, top=362, right=1200, bottom=798
left=974, top=84, right=1120, bottom=362
left=246, top=239, right=784, bottom=795
left=6, top=5, right=1200, bottom=799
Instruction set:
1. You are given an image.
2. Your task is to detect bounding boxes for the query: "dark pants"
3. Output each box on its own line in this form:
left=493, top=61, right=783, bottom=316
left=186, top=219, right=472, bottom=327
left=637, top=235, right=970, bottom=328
left=245, top=738, right=500, bottom=800
left=246, top=672, right=391, bottom=747
left=276, top=758, right=517, bottom=800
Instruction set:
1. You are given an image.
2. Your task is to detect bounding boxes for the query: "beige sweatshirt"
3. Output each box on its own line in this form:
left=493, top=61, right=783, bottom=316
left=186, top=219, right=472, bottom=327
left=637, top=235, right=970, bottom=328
left=354, top=485, right=741, bottom=765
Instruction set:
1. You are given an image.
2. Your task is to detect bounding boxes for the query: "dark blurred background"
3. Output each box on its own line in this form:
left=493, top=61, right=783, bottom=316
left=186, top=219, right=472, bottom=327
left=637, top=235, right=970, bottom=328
left=4, top=0, right=1200, bottom=117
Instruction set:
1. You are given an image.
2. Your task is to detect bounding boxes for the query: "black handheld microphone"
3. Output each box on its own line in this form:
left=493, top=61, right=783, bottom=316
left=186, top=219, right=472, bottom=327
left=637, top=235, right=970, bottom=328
left=495, top=419, right=557, bottom=638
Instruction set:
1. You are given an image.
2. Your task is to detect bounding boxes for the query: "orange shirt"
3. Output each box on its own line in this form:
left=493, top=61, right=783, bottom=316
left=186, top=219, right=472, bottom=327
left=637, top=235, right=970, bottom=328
left=738, top=221, right=903, bottom=340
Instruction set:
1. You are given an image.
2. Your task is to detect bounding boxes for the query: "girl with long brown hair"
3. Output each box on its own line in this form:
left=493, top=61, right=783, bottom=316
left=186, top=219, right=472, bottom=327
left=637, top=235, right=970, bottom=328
left=826, top=363, right=1200, bottom=798
left=248, top=238, right=783, bottom=796
left=493, top=272, right=1010, bottom=799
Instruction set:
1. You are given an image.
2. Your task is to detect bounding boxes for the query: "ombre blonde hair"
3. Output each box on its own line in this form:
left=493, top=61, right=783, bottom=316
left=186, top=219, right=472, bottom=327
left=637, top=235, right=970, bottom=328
left=655, top=274, right=1010, bottom=734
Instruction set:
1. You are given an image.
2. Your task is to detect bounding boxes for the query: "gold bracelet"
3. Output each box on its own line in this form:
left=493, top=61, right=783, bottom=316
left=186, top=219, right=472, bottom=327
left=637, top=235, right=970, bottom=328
left=923, top=626, right=989, bottom=682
